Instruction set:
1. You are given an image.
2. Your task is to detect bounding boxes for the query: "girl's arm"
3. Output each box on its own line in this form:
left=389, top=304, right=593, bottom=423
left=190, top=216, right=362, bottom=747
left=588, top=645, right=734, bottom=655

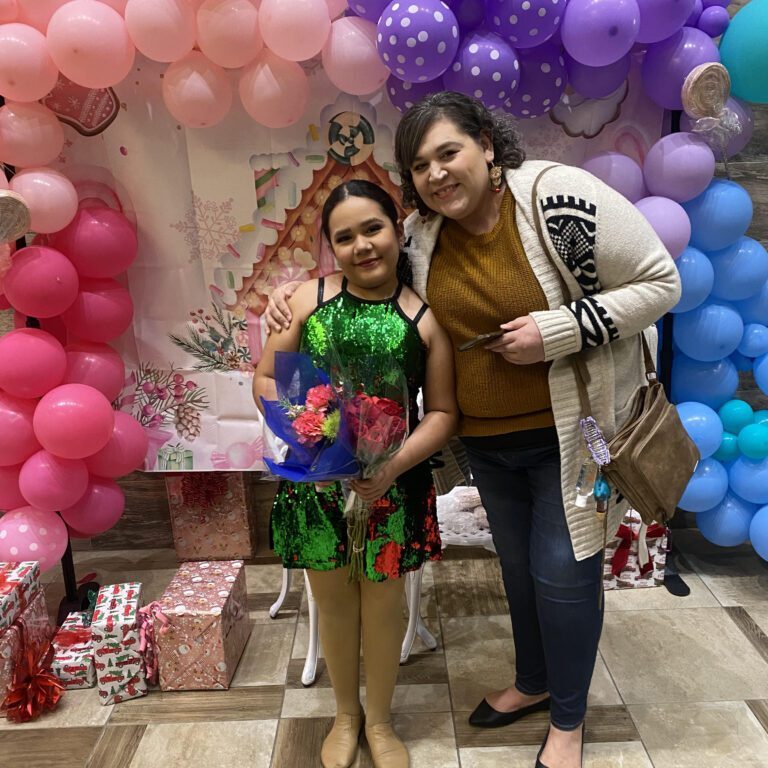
left=253, top=281, right=318, bottom=411
left=350, top=309, right=459, bottom=502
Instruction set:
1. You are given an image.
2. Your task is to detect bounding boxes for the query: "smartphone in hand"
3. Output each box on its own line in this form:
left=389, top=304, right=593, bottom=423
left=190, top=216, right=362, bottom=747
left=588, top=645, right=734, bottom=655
left=458, top=330, right=504, bottom=352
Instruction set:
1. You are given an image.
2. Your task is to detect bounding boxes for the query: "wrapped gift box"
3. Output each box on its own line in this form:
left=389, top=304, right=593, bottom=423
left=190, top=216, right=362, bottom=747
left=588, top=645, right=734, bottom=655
left=604, top=510, right=668, bottom=590
left=158, top=444, right=194, bottom=471
left=51, top=611, right=95, bottom=689
left=155, top=560, right=250, bottom=691
left=165, top=472, right=258, bottom=560
left=0, top=625, right=22, bottom=699
left=91, top=583, right=147, bottom=705
left=0, top=561, right=40, bottom=632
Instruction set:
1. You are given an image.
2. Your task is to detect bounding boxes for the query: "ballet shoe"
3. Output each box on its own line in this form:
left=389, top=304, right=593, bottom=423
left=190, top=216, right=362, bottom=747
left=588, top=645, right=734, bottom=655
left=365, top=722, right=409, bottom=768
left=321, top=713, right=364, bottom=768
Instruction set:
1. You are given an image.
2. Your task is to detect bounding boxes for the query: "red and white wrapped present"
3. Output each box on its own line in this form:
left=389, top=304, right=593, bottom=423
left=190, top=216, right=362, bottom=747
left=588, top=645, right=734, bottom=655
left=51, top=612, right=95, bottom=689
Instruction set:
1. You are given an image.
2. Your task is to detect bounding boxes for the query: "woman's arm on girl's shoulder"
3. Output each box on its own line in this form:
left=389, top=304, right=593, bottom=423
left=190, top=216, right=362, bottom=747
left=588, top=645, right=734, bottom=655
left=349, top=308, right=459, bottom=502
left=264, top=272, right=343, bottom=334
left=253, top=280, right=319, bottom=411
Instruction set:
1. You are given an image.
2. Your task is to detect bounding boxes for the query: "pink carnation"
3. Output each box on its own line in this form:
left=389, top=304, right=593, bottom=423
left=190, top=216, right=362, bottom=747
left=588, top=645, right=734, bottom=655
left=305, top=384, right=335, bottom=412
left=292, top=410, right=325, bottom=445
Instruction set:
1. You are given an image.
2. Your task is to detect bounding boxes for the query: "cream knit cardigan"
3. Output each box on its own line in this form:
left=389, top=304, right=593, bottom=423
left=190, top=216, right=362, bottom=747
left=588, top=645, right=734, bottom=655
left=404, top=160, right=682, bottom=560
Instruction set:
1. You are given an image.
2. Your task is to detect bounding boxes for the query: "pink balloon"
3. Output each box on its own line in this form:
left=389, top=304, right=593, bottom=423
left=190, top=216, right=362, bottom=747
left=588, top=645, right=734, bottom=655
left=583, top=151, right=647, bottom=203
left=9, top=167, right=78, bottom=233
left=33, top=382, right=115, bottom=459
left=322, top=17, right=389, bottom=96
left=61, top=277, right=134, bottom=342
left=124, top=0, right=195, bottom=63
left=260, top=0, right=330, bottom=61
left=0, top=506, right=69, bottom=571
left=13, top=311, right=68, bottom=345
left=162, top=52, right=233, bottom=128
left=0, top=23, right=59, bottom=102
left=47, top=0, right=135, bottom=89
left=17, top=0, right=65, bottom=31
left=0, top=328, right=66, bottom=398
left=98, top=0, right=127, bottom=13
left=0, top=168, right=8, bottom=189
left=50, top=205, right=138, bottom=278
left=0, top=391, right=40, bottom=466
left=0, top=0, right=19, bottom=24
left=3, top=246, right=79, bottom=318
left=64, top=341, right=125, bottom=401
left=239, top=50, right=309, bottom=128
left=85, top=411, right=148, bottom=477
left=0, top=464, right=25, bottom=510
left=0, top=101, right=64, bottom=167
left=635, top=195, right=692, bottom=259
left=60, top=476, right=125, bottom=535
left=19, top=449, right=89, bottom=511
left=326, top=0, right=347, bottom=19
left=196, top=0, right=263, bottom=69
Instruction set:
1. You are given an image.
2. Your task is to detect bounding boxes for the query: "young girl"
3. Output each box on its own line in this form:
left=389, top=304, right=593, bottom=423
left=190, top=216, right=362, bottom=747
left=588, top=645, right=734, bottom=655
left=254, top=180, right=457, bottom=768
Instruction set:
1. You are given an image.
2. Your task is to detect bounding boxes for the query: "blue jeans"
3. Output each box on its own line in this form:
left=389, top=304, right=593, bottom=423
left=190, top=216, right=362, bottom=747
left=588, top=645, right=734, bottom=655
left=462, top=437, right=603, bottom=730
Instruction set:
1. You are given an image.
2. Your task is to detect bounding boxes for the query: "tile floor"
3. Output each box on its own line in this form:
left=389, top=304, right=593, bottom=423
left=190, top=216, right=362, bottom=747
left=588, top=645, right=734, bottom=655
left=4, top=531, right=768, bottom=768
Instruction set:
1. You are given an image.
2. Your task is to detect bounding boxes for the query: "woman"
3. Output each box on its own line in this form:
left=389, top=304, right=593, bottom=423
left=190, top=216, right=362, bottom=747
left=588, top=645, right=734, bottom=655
left=266, top=92, right=680, bottom=768
left=254, top=179, right=457, bottom=768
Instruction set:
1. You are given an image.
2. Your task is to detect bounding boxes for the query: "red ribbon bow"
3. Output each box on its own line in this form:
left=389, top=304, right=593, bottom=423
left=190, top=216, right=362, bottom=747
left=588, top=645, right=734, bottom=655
left=611, top=523, right=667, bottom=578
left=54, top=626, right=92, bottom=649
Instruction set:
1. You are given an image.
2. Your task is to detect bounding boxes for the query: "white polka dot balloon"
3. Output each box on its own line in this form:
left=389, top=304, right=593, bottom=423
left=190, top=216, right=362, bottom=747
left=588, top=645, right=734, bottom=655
left=376, top=0, right=460, bottom=82
left=506, top=42, right=567, bottom=118
left=0, top=505, right=69, bottom=572
left=487, top=0, right=565, bottom=49
left=386, top=73, right=444, bottom=112
left=442, top=31, right=520, bottom=110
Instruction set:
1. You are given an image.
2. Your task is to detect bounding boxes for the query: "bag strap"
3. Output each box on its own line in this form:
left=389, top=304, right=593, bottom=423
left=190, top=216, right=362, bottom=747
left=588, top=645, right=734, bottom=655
left=530, top=166, right=658, bottom=422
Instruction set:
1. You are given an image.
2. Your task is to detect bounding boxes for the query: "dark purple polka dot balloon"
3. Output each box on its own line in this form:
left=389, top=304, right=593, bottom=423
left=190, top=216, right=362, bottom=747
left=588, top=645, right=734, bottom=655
left=376, top=1, right=460, bottom=82
left=506, top=43, right=567, bottom=118
left=386, top=74, right=444, bottom=111
left=487, top=0, right=566, bottom=49
left=442, top=31, right=520, bottom=110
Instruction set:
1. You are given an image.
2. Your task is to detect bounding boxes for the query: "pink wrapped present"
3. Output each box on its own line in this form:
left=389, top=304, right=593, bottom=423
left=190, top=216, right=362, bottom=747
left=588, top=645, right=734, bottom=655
left=155, top=560, right=250, bottom=691
left=604, top=510, right=668, bottom=590
left=91, top=583, right=147, bottom=705
left=0, top=562, right=40, bottom=633
left=51, top=612, right=95, bottom=689
left=165, top=473, right=258, bottom=561
left=0, top=625, right=22, bottom=700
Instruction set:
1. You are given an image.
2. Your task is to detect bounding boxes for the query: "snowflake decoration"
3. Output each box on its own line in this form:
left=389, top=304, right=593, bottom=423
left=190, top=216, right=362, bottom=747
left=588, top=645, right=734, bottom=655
left=171, top=194, right=241, bottom=263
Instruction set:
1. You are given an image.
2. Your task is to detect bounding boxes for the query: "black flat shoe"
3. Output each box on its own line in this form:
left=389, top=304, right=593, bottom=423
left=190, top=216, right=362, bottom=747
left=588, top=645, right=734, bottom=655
left=468, top=694, right=550, bottom=728
left=535, top=721, right=585, bottom=768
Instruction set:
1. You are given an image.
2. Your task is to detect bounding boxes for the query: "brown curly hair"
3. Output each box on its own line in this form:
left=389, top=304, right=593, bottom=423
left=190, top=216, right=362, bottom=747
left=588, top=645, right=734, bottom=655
left=394, top=91, right=526, bottom=214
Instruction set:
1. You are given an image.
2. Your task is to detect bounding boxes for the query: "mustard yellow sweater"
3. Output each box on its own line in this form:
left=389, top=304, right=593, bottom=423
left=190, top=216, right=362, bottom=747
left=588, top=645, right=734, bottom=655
left=426, top=189, right=554, bottom=436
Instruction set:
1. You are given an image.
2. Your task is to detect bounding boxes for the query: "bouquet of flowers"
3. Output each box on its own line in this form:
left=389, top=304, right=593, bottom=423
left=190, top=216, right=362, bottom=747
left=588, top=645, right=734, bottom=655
left=260, top=352, right=358, bottom=482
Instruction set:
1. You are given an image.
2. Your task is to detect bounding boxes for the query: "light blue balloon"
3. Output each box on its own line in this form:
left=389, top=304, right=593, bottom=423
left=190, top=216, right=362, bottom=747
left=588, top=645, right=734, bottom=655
left=754, top=410, right=768, bottom=425
left=738, top=324, right=768, bottom=358
left=729, top=456, right=768, bottom=504
left=754, top=352, right=768, bottom=395
left=749, top=506, right=768, bottom=562
left=671, top=353, right=738, bottom=409
left=682, top=179, right=753, bottom=252
left=708, top=237, right=768, bottom=301
left=730, top=350, right=754, bottom=372
left=673, top=302, right=744, bottom=362
left=719, top=0, right=768, bottom=103
left=734, top=279, right=768, bottom=324
left=670, top=246, right=714, bottom=313
left=679, top=457, right=729, bottom=512
left=676, top=401, right=723, bottom=459
left=697, top=491, right=757, bottom=547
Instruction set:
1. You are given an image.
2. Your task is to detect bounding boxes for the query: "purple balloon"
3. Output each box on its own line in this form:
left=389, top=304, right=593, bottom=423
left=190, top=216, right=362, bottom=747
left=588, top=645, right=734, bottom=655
left=641, top=26, right=720, bottom=110
left=443, top=31, right=521, bottom=110
left=681, top=96, right=754, bottom=159
left=643, top=132, right=715, bottom=203
left=565, top=52, right=630, bottom=98
left=376, top=0, right=460, bottom=82
left=486, top=0, right=566, bottom=49
left=386, top=74, right=443, bottom=112
left=443, top=0, right=485, bottom=32
left=697, top=5, right=730, bottom=37
left=635, top=0, right=695, bottom=44
left=348, top=0, right=390, bottom=22
left=685, top=0, right=703, bottom=26
left=583, top=152, right=647, bottom=203
left=635, top=196, right=692, bottom=259
left=561, top=0, right=640, bottom=67
left=505, top=43, right=566, bottom=119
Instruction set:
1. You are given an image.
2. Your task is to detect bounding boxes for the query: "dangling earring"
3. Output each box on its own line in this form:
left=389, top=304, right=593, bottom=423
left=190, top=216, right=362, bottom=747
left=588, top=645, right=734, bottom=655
left=488, top=162, right=503, bottom=193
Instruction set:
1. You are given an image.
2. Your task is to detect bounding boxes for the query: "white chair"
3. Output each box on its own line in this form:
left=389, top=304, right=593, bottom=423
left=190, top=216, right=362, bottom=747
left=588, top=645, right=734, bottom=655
left=270, top=565, right=437, bottom=686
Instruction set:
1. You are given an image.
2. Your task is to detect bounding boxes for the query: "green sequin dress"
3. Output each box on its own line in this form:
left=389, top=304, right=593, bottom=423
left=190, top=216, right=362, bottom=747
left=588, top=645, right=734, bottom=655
left=270, top=277, right=442, bottom=582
